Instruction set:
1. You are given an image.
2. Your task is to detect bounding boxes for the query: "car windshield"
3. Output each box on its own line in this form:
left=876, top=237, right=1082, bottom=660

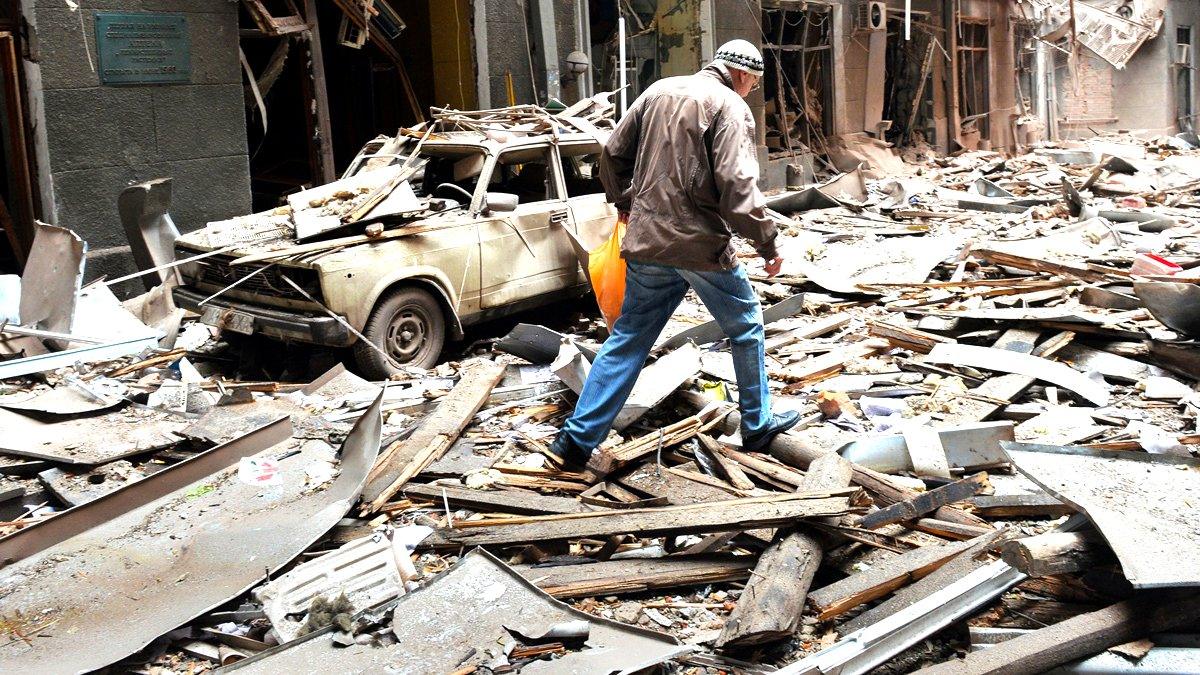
left=410, top=145, right=487, bottom=203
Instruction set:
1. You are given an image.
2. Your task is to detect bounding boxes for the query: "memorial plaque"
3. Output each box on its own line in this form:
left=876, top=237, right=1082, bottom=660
left=95, top=13, right=191, bottom=86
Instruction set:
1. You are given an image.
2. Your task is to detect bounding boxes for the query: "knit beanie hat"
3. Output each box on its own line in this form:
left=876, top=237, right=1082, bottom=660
left=714, top=39, right=764, bottom=77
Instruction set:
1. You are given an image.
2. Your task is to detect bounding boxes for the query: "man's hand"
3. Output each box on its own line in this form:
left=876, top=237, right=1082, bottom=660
left=764, top=256, right=783, bottom=278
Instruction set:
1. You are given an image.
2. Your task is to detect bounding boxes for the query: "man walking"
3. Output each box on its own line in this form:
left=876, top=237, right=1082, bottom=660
left=549, top=39, right=800, bottom=468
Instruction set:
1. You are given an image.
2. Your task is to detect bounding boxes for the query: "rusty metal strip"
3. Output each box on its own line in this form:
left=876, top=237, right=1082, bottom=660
left=0, top=416, right=293, bottom=567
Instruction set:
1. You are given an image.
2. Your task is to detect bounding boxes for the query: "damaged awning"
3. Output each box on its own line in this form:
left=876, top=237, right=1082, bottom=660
left=1021, top=0, right=1166, bottom=68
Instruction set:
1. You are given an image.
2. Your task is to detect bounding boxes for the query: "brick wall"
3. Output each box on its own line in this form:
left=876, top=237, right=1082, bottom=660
left=1058, top=53, right=1115, bottom=121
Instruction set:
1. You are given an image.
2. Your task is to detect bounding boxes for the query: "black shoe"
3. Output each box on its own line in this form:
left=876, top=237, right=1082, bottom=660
left=741, top=411, right=802, bottom=453
left=549, top=433, right=592, bottom=472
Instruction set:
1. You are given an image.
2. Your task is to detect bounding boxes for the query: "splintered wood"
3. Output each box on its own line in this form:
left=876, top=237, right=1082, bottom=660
left=360, top=360, right=505, bottom=513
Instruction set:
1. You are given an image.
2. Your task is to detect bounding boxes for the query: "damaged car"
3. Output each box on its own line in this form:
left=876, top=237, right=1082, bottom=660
left=172, top=114, right=617, bottom=378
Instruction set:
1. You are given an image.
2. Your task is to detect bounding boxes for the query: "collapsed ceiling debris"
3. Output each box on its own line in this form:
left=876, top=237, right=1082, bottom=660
left=1, top=123, right=1200, bottom=673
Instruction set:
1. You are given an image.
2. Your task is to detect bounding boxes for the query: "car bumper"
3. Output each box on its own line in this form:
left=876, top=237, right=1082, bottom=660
left=173, top=286, right=354, bottom=347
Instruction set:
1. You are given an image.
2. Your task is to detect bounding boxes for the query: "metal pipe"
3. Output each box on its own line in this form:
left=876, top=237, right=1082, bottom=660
left=619, top=16, right=628, bottom=117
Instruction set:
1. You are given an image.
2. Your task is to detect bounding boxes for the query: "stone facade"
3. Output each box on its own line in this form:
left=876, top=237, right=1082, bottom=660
left=20, top=0, right=251, bottom=288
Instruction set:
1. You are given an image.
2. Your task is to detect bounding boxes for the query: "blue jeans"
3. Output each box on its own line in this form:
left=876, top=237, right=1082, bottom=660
left=561, top=260, right=772, bottom=450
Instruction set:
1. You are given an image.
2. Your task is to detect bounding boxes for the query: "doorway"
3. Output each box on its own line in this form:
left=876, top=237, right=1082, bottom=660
left=0, top=3, right=37, bottom=274
left=956, top=19, right=990, bottom=141
left=1177, top=25, right=1194, bottom=133
left=883, top=15, right=936, bottom=146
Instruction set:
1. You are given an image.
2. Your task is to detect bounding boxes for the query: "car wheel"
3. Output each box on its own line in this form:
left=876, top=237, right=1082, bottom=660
left=353, top=286, right=446, bottom=378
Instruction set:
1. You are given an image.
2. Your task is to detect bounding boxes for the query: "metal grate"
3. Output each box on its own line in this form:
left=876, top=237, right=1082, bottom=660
left=192, top=256, right=321, bottom=302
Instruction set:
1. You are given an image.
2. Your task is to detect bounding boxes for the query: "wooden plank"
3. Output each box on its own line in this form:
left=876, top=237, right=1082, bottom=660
left=807, top=538, right=975, bottom=621
left=840, top=530, right=1004, bottom=635
left=515, top=556, right=755, bottom=599
left=916, top=593, right=1200, bottom=675
left=999, top=531, right=1109, bottom=577
left=302, top=0, right=336, bottom=183
left=860, top=472, right=991, bottom=530
left=972, top=249, right=1110, bottom=283
left=910, top=518, right=996, bottom=541
left=867, top=320, right=954, bottom=354
left=717, top=454, right=854, bottom=647
left=617, top=462, right=740, bottom=505
left=402, top=483, right=586, bottom=515
left=713, top=444, right=807, bottom=489
left=971, top=493, right=1071, bottom=518
left=697, top=435, right=755, bottom=490
left=435, top=493, right=854, bottom=547
left=780, top=341, right=885, bottom=388
left=361, top=360, right=506, bottom=513
left=904, top=425, right=951, bottom=478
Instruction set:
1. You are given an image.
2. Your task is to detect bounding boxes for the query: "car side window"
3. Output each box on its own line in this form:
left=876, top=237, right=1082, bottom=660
left=491, top=147, right=560, bottom=204
left=559, top=143, right=604, bottom=197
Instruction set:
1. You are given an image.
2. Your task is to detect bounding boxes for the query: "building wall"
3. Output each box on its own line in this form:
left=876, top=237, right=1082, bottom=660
left=1058, top=52, right=1116, bottom=131
left=21, top=0, right=251, bottom=287
left=476, top=0, right=581, bottom=108
left=1054, top=0, right=1200, bottom=137
left=1110, top=0, right=1199, bottom=135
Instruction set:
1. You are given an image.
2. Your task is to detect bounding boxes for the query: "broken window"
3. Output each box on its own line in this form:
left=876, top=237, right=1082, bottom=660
left=412, top=145, right=487, bottom=204
left=491, top=147, right=559, bottom=204
left=761, top=2, right=834, bottom=156
left=558, top=142, right=605, bottom=198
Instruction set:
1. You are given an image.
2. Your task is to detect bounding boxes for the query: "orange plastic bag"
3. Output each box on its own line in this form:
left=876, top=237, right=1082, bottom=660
left=588, top=215, right=627, bottom=330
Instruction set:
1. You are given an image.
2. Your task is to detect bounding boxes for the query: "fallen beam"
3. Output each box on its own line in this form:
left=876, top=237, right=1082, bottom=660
left=361, top=359, right=506, bottom=513
left=806, top=538, right=975, bottom=621
left=998, top=531, right=1111, bottom=578
left=402, top=483, right=587, bottom=515
left=718, top=454, right=854, bottom=647
left=916, top=592, right=1200, bottom=675
left=840, top=530, right=1004, bottom=635
left=434, top=492, right=855, bottom=547
left=515, top=555, right=754, bottom=598
left=860, top=472, right=991, bottom=530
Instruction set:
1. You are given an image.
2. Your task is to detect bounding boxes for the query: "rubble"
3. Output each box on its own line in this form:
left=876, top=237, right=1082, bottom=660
left=1, top=127, right=1200, bottom=673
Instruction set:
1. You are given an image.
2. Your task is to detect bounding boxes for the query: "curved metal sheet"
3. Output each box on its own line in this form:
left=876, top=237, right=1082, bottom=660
left=0, top=393, right=383, bottom=673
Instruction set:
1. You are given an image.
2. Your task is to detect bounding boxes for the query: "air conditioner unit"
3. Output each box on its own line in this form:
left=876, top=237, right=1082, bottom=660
left=855, top=1, right=887, bottom=32
left=1175, top=43, right=1192, bottom=66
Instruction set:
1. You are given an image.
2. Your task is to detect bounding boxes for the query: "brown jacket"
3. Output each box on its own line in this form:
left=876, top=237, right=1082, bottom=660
left=599, top=62, right=778, bottom=271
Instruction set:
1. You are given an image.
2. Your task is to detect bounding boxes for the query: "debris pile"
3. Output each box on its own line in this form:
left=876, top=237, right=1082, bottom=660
left=2, top=129, right=1200, bottom=674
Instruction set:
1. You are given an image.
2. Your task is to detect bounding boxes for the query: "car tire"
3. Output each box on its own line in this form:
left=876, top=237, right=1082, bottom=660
left=353, top=286, right=446, bottom=378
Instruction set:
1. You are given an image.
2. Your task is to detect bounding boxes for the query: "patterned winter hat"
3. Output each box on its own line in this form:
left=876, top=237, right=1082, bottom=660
left=714, top=39, right=764, bottom=77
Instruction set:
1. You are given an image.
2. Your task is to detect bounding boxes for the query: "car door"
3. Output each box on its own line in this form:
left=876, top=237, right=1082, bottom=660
left=560, top=142, right=618, bottom=259
left=477, top=144, right=579, bottom=309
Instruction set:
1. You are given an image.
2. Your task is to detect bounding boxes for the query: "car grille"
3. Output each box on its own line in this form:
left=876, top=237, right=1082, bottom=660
left=190, top=255, right=322, bottom=303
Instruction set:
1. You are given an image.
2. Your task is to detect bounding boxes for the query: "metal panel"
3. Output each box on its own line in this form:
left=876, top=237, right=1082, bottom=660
left=1003, top=441, right=1200, bottom=588
left=0, top=393, right=383, bottom=672
left=95, top=12, right=191, bottom=85
left=225, top=548, right=689, bottom=674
